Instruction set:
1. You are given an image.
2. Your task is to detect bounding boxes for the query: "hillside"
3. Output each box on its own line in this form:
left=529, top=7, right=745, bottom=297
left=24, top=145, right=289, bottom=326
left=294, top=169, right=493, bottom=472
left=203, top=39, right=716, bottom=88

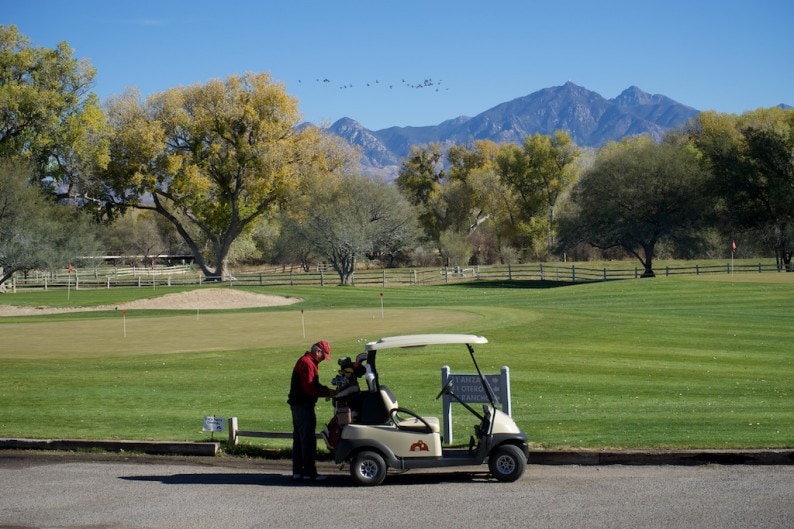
left=324, top=82, right=701, bottom=180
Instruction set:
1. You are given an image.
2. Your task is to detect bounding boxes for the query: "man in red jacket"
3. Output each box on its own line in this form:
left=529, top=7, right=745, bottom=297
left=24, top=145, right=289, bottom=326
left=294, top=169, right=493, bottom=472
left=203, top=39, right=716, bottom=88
left=287, top=340, right=335, bottom=481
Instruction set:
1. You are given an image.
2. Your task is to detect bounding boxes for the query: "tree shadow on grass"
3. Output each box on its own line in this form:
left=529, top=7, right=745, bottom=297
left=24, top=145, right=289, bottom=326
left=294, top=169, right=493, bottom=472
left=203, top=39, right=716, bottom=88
left=448, top=279, right=577, bottom=289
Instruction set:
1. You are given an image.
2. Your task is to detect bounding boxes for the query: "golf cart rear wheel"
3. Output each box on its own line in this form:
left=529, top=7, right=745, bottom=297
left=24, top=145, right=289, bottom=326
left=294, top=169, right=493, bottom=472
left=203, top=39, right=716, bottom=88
left=488, top=444, right=526, bottom=482
left=350, top=450, right=387, bottom=486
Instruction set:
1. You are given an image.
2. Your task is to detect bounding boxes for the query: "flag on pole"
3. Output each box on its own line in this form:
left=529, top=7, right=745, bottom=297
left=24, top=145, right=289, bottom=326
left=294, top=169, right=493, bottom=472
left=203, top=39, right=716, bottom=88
left=731, top=240, right=737, bottom=254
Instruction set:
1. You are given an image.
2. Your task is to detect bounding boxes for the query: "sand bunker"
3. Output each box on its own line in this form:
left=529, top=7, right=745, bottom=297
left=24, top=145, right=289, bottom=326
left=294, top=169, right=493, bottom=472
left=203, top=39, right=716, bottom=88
left=0, top=289, right=300, bottom=316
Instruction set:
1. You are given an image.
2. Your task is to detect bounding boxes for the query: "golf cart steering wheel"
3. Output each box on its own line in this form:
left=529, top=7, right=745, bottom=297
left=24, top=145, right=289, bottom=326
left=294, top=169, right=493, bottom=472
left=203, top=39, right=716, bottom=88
left=436, top=378, right=454, bottom=400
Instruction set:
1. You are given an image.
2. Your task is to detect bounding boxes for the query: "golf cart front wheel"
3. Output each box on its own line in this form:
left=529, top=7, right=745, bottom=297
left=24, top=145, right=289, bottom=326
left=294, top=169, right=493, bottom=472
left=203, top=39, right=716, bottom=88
left=488, top=444, right=526, bottom=482
left=350, top=450, right=387, bottom=486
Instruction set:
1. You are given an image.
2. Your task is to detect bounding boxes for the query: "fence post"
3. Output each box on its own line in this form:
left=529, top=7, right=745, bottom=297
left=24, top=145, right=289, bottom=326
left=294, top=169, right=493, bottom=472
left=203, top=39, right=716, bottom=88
left=508, top=264, right=512, bottom=281
left=228, top=416, right=239, bottom=446
left=290, top=270, right=293, bottom=287
left=696, top=265, right=699, bottom=275
left=635, top=268, right=638, bottom=279
left=107, top=277, right=110, bottom=289
left=540, top=263, right=544, bottom=280
left=382, top=268, right=386, bottom=288
left=572, top=265, right=576, bottom=283
left=666, top=266, right=670, bottom=277
left=320, top=269, right=324, bottom=287
left=259, top=273, right=263, bottom=286
left=44, top=277, right=47, bottom=291
left=758, top=262, right=762, bottom=273
left=603, top=268, right=607, bottom=280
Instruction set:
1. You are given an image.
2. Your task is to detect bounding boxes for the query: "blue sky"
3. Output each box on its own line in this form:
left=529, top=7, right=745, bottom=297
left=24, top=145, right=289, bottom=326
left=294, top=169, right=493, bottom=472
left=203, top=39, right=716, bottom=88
left=4, top=0, right=792, bottom=130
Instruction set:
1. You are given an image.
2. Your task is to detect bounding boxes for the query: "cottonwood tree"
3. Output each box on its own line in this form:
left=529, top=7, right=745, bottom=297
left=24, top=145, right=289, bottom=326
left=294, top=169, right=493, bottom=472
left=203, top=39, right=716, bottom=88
left=397, top=141, right=522, bottom=264
left=557, top=136, right=709, bottom=277
left=495, top=131, right=580, bottom=256
left=689, top=108, right=794, bottom=270
left=99, top=73, right=349, bottom=280
left=0, top=160, right=97, bottom=286
left=95, top=209, right=189, bottom=266
left=445, top=141, right=521, bottom=263
left=396, top=144, right=446, bottom=242
left=288, top=174, right=418, bottom=285
left=0, top=25, right=108, bottom=203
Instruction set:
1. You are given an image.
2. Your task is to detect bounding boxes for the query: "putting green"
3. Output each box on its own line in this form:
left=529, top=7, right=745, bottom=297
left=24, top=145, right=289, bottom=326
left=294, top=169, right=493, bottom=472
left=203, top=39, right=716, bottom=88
left=0, top=307, right=482, bottom=359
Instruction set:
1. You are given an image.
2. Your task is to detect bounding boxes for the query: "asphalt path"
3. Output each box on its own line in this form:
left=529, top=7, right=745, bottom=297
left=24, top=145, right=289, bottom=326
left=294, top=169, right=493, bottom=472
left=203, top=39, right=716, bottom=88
left=1, top=453, right=792, bottom=529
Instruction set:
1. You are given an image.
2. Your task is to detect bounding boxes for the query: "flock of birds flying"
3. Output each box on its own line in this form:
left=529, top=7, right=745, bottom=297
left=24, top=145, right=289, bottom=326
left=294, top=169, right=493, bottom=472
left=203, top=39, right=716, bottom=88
left=296, top=77, right=449, bottom=92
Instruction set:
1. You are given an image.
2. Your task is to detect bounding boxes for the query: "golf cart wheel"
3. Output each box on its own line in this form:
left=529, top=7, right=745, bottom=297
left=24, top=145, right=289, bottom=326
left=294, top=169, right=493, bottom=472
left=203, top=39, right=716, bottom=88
left=350, top=450, right=387, bottom=486
left=488, top=444, right=526, bottom=482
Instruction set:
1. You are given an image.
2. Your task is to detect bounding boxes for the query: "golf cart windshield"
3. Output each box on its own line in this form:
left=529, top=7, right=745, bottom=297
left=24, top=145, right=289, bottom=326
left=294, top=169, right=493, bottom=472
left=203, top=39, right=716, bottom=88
left=362, top=334, right=496, bottom=407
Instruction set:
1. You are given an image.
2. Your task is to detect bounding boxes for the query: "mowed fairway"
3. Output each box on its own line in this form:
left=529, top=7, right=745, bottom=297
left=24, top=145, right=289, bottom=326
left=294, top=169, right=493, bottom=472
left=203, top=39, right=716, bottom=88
left=0, top=275, right=792, bottom=449
left=0, top=308, right=480, bottom=359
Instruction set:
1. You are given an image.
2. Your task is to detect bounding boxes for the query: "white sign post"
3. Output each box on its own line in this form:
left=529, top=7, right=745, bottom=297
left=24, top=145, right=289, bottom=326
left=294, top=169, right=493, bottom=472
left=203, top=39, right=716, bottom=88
left=440, top=365, right=510, bottom=444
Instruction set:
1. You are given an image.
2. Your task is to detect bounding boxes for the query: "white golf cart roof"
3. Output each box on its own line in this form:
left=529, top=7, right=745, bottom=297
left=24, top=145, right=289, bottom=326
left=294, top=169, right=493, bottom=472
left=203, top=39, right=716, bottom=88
left=364, top=334, right=488, bottom=351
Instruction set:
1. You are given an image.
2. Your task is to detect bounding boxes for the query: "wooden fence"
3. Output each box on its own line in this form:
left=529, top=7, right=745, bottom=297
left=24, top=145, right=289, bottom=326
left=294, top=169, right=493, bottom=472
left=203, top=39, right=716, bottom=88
left=3, top=261, right=784, bottom=292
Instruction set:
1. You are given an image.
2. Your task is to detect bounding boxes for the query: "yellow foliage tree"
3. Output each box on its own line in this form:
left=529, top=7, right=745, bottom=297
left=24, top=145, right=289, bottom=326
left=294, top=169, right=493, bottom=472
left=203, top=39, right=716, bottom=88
left=102, top=73, right=350, bottom=279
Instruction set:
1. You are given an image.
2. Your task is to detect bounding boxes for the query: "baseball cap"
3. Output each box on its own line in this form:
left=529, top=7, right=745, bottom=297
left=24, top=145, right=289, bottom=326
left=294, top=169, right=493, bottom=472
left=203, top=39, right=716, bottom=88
left=313, top=340, right=331, bottom=360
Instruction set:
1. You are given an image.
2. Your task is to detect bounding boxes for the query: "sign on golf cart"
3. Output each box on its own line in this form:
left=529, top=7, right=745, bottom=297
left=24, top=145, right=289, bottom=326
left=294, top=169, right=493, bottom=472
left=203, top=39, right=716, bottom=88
left=441, top=365, right=511, bottom=443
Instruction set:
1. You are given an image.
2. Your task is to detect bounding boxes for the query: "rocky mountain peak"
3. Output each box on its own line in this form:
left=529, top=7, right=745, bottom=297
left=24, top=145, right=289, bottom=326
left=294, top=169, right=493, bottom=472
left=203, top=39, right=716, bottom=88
left=320, top=83, right=705, bottom=180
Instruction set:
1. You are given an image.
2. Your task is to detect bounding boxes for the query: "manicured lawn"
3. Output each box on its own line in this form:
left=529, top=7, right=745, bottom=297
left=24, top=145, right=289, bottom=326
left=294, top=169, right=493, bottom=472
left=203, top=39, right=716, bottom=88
left=1, top=274, right=792, bottom=450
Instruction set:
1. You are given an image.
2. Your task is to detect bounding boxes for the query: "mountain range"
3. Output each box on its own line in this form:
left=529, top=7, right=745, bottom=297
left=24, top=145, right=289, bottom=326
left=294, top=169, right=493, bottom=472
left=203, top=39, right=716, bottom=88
left=322, top=82, right=704, bottom=180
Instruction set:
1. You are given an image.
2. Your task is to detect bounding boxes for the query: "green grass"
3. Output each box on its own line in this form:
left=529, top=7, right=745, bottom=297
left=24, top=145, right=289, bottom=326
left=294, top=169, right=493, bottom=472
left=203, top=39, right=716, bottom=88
left=1, top=274, right=792, bottom=450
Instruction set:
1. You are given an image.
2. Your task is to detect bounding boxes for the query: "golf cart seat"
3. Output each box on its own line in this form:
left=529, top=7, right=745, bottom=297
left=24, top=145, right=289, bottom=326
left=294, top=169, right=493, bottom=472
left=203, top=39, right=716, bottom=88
left=381, top=385, right=440, bottom=434
left=379, top=385, right=399, bottom=410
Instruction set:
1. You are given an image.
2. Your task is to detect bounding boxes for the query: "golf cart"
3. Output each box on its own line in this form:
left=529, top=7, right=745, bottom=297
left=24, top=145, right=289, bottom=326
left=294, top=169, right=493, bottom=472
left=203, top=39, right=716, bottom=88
left=322, top=334, right=529, bottom=486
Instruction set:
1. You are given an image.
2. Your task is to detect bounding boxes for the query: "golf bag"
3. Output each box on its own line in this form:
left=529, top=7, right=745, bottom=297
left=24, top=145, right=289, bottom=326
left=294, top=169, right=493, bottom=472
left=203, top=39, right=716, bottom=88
left=322, top=354, right=366, bottom=451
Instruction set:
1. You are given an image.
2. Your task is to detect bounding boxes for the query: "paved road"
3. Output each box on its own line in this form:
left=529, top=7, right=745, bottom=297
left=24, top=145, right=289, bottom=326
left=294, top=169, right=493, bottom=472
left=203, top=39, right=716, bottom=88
left=1, top=453, right=792, bottom=529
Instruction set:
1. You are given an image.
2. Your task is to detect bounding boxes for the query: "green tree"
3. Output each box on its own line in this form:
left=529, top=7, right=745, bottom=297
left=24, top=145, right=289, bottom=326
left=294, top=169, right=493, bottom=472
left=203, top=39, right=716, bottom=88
left=465, top=167, right=522, bottom=263
left=495, top=131, right=580, bottom=256
left=0, top=25, right=108, bottom=202
left=289, top=174, right=418, bottom=285
left=446, top=141, right=522, bottom=263
left=99, top=73, right=349, bottom=280
left=0, top=160, right=97, bottom=286
left=446, top=141, right=503, bottom=234
left=689, top=108, right=794, bottom=270
left=396, top=144, right=446, bottom=242
left=95, top=209, right=189, bottom=266
left=438, top=228, right=472, bottom=268
left=398, top=141, right=533, bottom=265
left=557, top=136, right=709, bottom=277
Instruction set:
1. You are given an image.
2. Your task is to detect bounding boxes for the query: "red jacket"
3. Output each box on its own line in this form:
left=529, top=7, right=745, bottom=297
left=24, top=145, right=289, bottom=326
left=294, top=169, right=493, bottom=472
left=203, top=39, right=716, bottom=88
left=287, top=352, right=332, bottom=405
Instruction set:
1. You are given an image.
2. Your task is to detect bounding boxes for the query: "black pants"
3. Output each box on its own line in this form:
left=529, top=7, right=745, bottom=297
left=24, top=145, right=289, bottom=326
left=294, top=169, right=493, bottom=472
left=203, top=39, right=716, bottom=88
left=290, top=402, right=318, bottom=477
